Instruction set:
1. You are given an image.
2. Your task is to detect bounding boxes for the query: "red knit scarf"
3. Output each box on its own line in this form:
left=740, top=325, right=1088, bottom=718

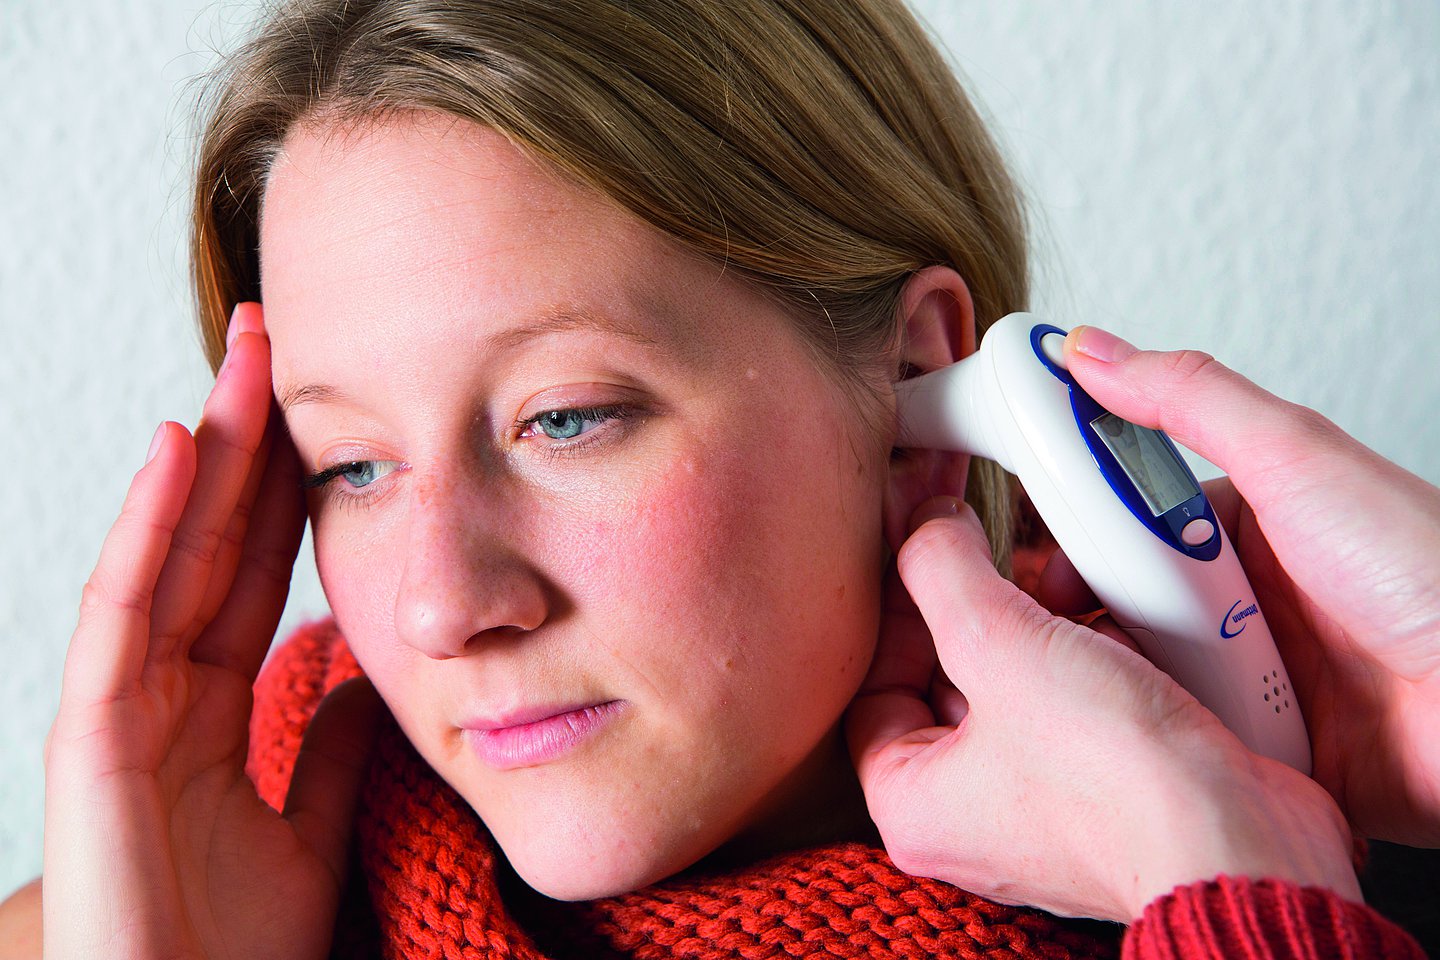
left=248, top=619, right=1123, bottom=959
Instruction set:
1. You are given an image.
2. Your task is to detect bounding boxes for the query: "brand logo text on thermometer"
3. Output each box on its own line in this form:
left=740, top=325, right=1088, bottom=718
left=1221, top=600, right=1260, bottom=639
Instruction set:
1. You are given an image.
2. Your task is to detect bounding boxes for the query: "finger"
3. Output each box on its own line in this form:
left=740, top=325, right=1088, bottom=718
left=64, top=422, right=197, bottom=703
left=226, top=300, right=265, bottom=350
left=190, top=416, right=274, bottom=634
left=1030, top=555, right=1173, bottom=658
left=1033, top=546, right=1101, bottom=618
left=190, top=415, right=308, bottom=681
left=1062, top=326, right=1404, bottom=510
left=1087, top=614, right=1145, bottom=657
left=1065, top=327, right=1440, bottom=651
left=147, top=322, right=272, bottom=656
left=192, top=302, right=276, bottom=642
left=846, top=689, right=944, bottom=779
left=285, top=677, right=386, bottom=885
left=927, top=668, right=970, bottom=726
left=894, top=498, right=1052, bottom=698
left=1200, top=475, right=1244, bottom=540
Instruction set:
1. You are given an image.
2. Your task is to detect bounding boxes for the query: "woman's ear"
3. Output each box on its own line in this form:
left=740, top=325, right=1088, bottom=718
left=883, top=266, right=977, bottom=553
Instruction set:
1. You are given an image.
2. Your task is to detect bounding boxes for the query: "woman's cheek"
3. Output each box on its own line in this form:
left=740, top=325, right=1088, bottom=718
left=310, top=514, right=413, bottom=683
left=572, top=433, right=869, bottom=683
left=566, top=452, right=754, bottom=639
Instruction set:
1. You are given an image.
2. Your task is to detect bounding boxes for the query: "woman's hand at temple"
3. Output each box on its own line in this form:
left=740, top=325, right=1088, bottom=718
left=42, top=303, right=385, bottom=959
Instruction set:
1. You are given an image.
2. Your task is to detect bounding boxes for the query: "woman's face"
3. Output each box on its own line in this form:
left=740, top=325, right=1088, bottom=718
left=261, top=111, right=889, bottom=899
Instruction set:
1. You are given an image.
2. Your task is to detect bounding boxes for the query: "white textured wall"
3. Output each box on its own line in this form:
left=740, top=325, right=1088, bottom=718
left=2, top=0, right=1437, bottom=895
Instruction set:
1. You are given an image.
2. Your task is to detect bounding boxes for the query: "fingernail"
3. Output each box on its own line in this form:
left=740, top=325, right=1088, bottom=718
left=1071, top=325, right=1138, bottom=363
left=909, top=495, right=960, bottom=534
left=145, top=423, right=166, bottom=466
left=226, top=304, right=241, bottom=350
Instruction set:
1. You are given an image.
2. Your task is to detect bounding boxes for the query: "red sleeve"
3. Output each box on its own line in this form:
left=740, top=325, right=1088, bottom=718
left=1124, top=875, right=1426, bottom=960
left=245, top=617, right=364, bottom=812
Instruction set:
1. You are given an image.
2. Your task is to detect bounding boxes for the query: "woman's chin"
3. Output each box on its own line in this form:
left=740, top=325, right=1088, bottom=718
left=502, top=840, right=699, bottom=902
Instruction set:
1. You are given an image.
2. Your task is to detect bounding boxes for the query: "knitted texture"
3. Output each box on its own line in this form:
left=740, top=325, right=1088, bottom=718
left=1126, top=874, right=1427, bottom=960
left=246, top=618, right=1425, bottom=960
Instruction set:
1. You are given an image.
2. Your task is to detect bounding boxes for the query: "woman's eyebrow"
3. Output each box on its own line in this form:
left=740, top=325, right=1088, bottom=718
left=276, top=381, right=350, bottom=413
left=275, top=379, right=351, bottom=414
left=274, top=310, right=661, bottom=413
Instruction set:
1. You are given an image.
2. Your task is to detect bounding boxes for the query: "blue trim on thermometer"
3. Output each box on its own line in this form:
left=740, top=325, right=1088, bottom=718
left=1028, top=323, right=1221, bottom=562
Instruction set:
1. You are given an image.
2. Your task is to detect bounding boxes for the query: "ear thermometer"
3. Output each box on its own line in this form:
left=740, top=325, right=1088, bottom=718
left=894, top=313, right=1311, bottom=774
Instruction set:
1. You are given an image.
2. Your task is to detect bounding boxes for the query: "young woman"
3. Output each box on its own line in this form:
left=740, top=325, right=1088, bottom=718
left=18, top=1, right=1440, bottom=956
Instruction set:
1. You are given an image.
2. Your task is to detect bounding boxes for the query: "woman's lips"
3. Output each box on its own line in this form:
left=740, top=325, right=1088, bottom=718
left=463, top=701, right=624, bottom=770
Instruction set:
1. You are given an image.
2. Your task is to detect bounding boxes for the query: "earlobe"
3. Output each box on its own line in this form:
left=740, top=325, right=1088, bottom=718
left=883, top=267, right=978, bottom=553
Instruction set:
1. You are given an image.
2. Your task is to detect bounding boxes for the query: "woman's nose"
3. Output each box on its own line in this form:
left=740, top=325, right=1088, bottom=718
left=392, top=473, right=548, bottom=660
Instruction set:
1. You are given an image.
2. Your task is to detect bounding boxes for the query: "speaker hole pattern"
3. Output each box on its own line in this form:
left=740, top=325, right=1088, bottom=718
left=1261, top=669, right=1291, bottom=713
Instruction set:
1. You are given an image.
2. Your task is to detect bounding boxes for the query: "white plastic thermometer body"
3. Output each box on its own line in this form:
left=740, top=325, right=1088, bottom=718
left=895, top=313, right=1311, bottom=773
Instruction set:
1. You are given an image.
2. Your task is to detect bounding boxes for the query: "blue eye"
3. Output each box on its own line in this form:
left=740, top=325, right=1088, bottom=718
left=522, top=404, right=632, bottom=444
left=535, top=409, right=600, bottom=439
left=337, top=461, right=395, bottom=488
left=302, top=460, right=400, bottom=492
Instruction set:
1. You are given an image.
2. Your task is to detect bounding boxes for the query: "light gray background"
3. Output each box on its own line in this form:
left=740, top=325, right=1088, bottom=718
left=2, top=1, right=1437, bottom=894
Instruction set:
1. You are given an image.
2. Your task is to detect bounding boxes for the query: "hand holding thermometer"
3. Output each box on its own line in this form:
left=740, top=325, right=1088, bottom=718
left=894, top=313, right=1312, bottom=774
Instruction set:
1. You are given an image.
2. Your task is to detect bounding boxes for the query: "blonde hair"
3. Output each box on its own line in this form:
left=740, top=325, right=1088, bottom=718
left=189, top=0, right=1026, bottom=571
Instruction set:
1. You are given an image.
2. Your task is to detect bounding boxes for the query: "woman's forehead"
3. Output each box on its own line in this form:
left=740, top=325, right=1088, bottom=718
left=262, top=117, right=679, bottom=332
left=260, top=113, right=656, bottom=291
left=258, top=112, right=805, bottom=393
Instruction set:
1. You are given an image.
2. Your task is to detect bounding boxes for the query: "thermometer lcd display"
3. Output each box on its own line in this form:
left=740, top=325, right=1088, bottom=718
left=1089, top=412, right=1200, bottom=517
